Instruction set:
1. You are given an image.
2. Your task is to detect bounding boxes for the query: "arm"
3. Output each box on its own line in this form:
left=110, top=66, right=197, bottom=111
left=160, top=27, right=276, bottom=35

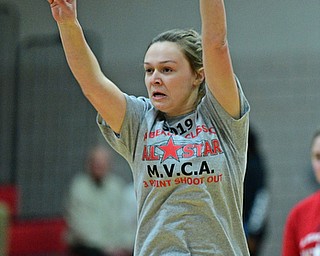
left=48, top=0, right=126, bottom=133
left=200, top=0, right=240, bottom=119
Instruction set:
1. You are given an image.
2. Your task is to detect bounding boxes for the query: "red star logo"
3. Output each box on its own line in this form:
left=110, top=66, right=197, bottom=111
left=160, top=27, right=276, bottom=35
left=158, top=137, right=183, bottom=162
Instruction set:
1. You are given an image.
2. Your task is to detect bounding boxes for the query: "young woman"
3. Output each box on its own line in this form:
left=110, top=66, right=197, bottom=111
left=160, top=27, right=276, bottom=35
left=48, top=0, right=250, bottom=255
left=282, top=130, right=320, bottom=255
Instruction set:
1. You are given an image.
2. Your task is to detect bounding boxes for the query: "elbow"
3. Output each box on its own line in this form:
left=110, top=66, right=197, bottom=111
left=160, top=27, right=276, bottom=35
left=202, top=32, right=228, bottom=49
left=76, top=71, right=105, bottom=99
left=78, top=81, right=94, bottom=100
left=81, top=86, right=97, bottom=102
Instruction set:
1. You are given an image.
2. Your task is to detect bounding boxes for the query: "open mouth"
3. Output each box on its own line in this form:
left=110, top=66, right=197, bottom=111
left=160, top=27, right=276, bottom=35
left=152, top=91, right=166, bottom=99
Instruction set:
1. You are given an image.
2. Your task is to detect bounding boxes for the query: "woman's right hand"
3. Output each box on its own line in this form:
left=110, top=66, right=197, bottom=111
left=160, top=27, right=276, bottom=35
left=47, top=0, right=77, bottom=25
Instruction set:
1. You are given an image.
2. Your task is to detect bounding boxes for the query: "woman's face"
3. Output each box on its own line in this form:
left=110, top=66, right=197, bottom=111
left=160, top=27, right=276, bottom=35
left=311, top=135, right=320, bottom=183
left=144, top=41, right=203, bottom=117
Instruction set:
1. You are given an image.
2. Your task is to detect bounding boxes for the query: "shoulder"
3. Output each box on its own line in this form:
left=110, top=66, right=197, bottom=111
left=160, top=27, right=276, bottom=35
left=288, top=190, right=320, bottom=218
left=71, top=172, right=88, bottom=185
left=69, top=173, right=91, bottom=195
left=108, top=174, right=125, bottom=184
left=122, top=94, right=156, bottom=127
left=125, top=94, right=153, bottom=112
left=295, top=190, right=320, bottom=208
left=202, top=77, right=250, bottom=120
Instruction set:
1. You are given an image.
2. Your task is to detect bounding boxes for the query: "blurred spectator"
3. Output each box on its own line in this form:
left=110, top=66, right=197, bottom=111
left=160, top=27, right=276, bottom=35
left=65, top=145, right=136, bottom=256
left=243, top=128, right=270, bottom=256
left=282, top=130, right=320, bottom=255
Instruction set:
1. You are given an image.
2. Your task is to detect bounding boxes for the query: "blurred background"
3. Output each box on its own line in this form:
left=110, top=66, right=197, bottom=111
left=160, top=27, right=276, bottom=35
left=1, top=0, right=320, bottom=255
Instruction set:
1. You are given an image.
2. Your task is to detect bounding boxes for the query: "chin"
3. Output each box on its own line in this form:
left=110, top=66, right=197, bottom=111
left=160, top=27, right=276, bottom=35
left=151, top=102, right=166, bottom=112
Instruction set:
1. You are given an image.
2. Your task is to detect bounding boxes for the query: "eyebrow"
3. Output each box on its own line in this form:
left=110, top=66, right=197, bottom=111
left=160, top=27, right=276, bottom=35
left=143, top=60, right=177, bottom=65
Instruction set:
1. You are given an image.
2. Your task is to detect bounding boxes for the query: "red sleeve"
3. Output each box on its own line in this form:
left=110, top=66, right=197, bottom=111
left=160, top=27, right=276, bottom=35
left=282, top=208, right=300, bottom=256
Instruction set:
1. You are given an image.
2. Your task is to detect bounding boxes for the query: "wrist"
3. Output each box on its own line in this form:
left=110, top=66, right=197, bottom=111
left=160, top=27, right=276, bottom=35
left=57, top=19, right=80, bottom=30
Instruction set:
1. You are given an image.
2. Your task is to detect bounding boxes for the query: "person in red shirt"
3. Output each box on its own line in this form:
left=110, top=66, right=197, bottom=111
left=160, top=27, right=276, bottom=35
left=282, top=130, right=320, bottom=256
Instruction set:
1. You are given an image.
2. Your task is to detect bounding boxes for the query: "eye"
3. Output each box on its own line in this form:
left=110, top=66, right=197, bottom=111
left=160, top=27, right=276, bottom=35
left=162, top=67, right=173, bottom=73
left=144, top=67, right=153, bottom=74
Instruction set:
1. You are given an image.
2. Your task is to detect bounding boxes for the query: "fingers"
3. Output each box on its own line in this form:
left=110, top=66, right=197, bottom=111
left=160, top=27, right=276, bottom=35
left=48, top=0, right=58, bottom=7
left=52, top=0, right=74, bottom=9
left=47, top=0, right=67, bottom=5
left=47, top=0, right=72, bottom=11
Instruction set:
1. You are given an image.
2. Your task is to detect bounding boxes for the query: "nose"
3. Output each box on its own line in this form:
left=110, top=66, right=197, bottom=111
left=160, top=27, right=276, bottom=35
left=150, top=70, right=162, bottom=85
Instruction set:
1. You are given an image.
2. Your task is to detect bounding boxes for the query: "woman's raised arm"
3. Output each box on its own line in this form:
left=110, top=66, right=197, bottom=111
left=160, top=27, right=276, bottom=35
left=48, top=0, right=126, bottom=133
left=200, top=0, right=240, bottom=119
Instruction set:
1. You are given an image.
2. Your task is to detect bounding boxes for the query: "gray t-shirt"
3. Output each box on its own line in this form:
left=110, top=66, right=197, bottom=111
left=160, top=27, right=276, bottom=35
left=97, top=81, right=250, bottom=255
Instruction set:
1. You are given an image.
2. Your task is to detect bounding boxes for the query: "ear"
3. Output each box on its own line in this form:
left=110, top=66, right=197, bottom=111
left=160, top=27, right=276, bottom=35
left=194, top=67, right=205, bottom=86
